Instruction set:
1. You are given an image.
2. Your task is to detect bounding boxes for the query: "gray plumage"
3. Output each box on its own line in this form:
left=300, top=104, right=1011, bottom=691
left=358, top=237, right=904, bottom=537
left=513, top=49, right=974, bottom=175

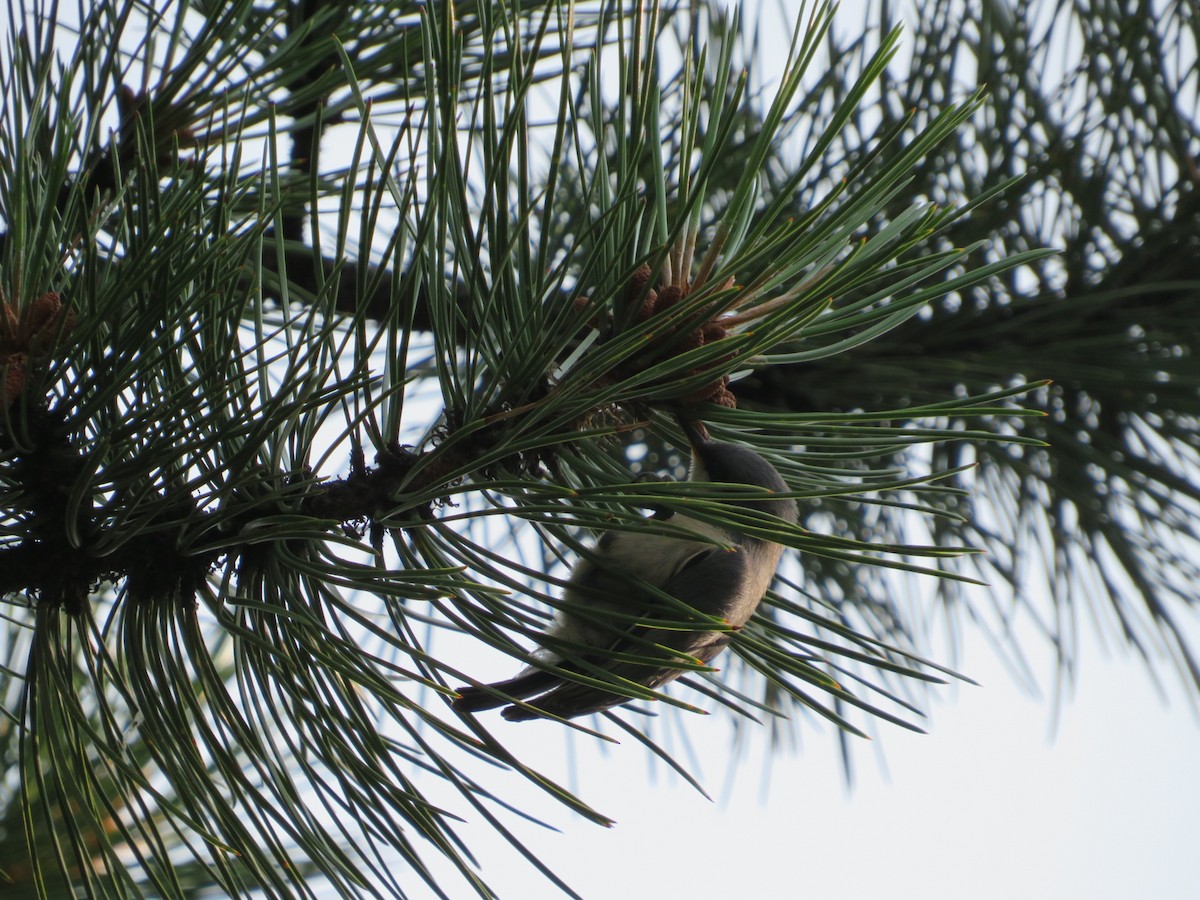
left=453, top=427, right=797, bottom=721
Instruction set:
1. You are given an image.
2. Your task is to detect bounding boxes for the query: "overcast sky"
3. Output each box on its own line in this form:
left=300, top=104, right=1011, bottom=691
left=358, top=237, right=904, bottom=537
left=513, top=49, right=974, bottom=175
left=441, top=609, right=1200, bottom=900
left=416, top=2, right=1200, bottom=895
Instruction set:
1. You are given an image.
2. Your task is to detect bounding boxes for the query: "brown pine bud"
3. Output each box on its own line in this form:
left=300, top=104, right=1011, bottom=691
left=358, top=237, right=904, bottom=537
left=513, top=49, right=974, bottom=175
left=654, top=284, right=684, bottom=313
left=627, top=264, right=653, bottom=300
left=3, top=352, right=27, bottom=409
left=677, top=327, right=705, bottom=353
left=27, top=291, right=61, bottom=331
left=26, top=292, right=73, bottom=355
left=712, top=381, right=737, bottom=408
left=1, top=301, right=17, bottom=339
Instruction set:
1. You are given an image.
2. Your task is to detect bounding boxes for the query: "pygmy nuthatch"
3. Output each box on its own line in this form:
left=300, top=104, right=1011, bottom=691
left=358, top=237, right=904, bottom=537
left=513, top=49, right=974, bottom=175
left=453, top=422, right=797, bottom=721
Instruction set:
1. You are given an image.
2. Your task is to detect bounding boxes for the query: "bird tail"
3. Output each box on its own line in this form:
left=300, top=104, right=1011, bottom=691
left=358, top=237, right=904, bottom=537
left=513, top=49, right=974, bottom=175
left=451, top=668, right=561, bottom=713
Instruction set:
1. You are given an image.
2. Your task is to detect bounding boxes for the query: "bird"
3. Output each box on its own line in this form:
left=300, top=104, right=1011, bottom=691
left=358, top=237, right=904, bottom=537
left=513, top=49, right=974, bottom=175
left=452, top=421, right=797, bottom=721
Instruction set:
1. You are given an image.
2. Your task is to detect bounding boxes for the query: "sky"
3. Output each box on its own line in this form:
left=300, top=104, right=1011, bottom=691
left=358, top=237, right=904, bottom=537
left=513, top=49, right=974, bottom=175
left=334, top=1, right=1200, bottom=896
left=14, top=2, right=1194, bottom=898
left=452, top=613, right=1200, bottom=900
left=441, top=3, right=1200, bottom=895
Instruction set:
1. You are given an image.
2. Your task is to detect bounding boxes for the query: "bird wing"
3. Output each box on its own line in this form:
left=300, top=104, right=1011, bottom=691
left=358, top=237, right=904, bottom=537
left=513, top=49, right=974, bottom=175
left=499, top=546, right=751, bottom=721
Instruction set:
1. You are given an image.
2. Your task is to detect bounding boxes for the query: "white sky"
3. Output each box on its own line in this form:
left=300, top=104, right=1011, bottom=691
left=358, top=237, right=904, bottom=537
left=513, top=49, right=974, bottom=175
left=366, top=2, right=1200, bottom=896
left=437, top=610, right=1200, bottom=899
left=14, top=2, right=1193, bottom=897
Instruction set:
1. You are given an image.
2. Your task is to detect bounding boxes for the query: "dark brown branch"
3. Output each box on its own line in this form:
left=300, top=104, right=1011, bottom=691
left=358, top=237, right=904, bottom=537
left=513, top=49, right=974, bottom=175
left=0, top=402, right=540, bottom=614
